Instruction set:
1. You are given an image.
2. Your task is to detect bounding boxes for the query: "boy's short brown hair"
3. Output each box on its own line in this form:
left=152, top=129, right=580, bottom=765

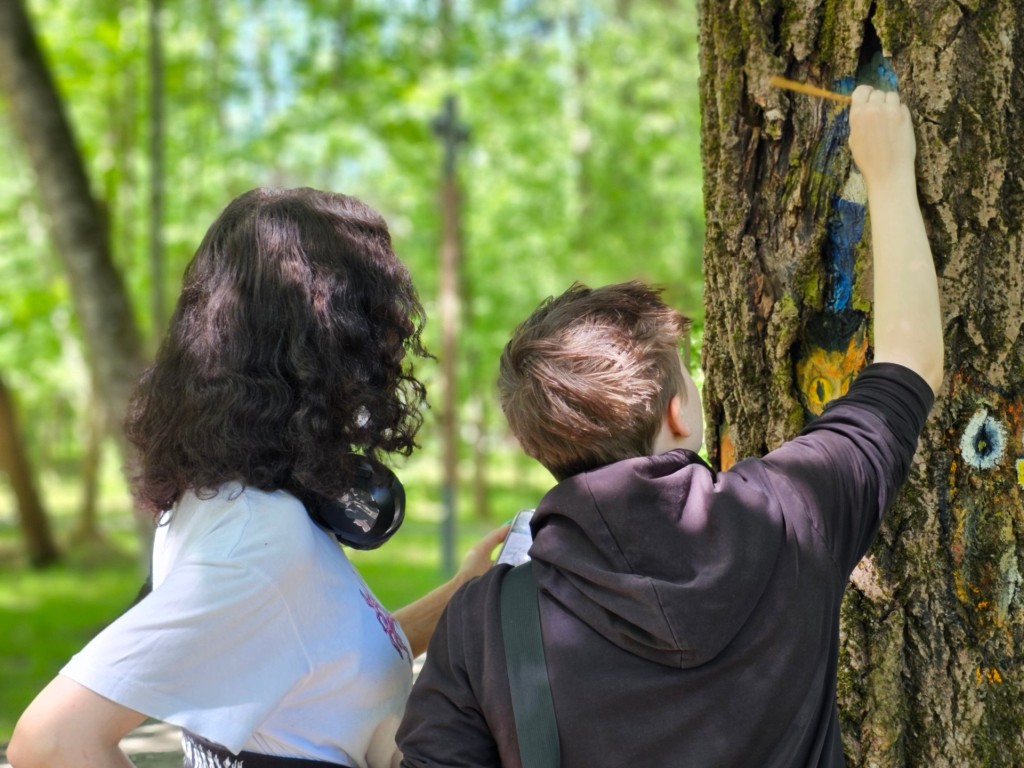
left=498, top=281, right=692, bottom=480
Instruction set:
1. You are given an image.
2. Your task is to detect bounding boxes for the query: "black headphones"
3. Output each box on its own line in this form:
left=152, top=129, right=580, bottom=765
left=305, top=455, right=406, bottom=550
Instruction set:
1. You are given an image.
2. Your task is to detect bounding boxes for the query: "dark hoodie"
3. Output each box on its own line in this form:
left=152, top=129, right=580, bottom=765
left=398, top=363, right=933, bottom=768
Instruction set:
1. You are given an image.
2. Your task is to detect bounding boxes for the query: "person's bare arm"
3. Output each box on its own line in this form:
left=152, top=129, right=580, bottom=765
left=8, top=675, right=146, bottom=768
left=849, top=85, right=944, bottom=394
left=392, top=524, right=508, bottom=658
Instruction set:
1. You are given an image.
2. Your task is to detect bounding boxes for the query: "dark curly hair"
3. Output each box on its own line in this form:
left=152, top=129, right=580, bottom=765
left=124, top=187, right=429, bottom=516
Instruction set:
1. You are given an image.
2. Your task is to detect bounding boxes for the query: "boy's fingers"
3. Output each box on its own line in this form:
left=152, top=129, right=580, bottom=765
left=851, top=84, right=874, bottom=103
left=851, top=85, right=902, bottom=106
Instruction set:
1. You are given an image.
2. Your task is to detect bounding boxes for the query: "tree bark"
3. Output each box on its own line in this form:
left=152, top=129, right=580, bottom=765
left=0, top=0, right=145, bottom=445
left=148, top=0, right=167, bottom=340
left=74, top=389, right=106, bottom=541
left=698, top=1, right=1024, bottom=765
left=432, top=93, right=468, bottom=575
left=0, top=374, right=59, bottom=568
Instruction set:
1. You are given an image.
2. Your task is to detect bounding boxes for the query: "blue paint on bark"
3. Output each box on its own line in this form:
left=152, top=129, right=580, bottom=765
left=824, top=197, right=865, bottom=312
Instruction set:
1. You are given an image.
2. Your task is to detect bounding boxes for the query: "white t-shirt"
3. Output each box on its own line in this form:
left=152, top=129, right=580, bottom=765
left=62, top=484, right=413, bottom=768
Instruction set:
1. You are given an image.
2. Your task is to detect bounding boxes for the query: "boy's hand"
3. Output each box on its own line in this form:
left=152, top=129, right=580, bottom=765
left=848, top=85, right=916, bottom=191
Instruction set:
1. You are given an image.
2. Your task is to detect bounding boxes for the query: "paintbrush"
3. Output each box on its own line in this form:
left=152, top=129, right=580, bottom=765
left=769, top=75, right=851, bottom=105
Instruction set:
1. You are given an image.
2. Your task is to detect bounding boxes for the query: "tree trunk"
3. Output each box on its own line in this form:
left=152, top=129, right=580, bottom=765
left=148, top=0, right=167, bottom=340
left=438, top=165, right=461, bottom=574
left=0, top=0, right=145, bottom=446
left=468, top=353, right=491, bottom=521
left=698, top=1, right=1023, bottom=765
left=0, top=374, right=59, bottom=568
left=74, top=389, right=106, bottom=542
left=432, top=92, right=468, bottom=575
left=562, top=1, right=593, bottom=264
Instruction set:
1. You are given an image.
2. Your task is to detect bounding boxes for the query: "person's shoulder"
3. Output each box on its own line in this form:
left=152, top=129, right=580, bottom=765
left=239, top=487, right=326, bottom=557
left=448, top=564, right=508, bottom=618
left=717, top=455, right=774, bottom=489
left=469, top=562, right=510, bottom=597
left=178, top=485, right=320, bottom=561
left=435, top=565, right=509, bottom=659
left=231, top=485, right=307, bottom=523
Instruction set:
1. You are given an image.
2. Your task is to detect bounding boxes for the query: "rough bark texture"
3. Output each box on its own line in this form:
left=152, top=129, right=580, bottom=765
left=698, top=1, right=1023, bottom=765
left=0, top=0, right=145, bottom=443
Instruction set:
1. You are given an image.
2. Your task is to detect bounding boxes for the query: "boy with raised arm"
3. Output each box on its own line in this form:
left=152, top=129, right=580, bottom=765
left=396, top=86, right=943, bottom=767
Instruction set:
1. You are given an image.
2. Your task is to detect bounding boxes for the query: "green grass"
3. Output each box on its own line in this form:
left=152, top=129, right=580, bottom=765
left=0, top=448, right=551, bottom=744
left=0, top=542, right=142, bottom=743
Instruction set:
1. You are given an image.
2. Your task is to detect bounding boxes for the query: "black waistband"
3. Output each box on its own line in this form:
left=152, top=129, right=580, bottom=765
left=182, top=730, right=352, bottom=768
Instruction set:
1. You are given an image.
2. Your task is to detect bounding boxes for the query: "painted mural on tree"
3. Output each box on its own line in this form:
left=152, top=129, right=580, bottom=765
left=794, top=311, right=868, bottom=417
left=794, top=52, right=897, bottom=420
left=941, top=369, right=1024, bottom=688
left=790, top=55, right=1024, bottom=694
left=699, top=1, right=1024, bottom=760
left=719, top=53, right=902, bottom=473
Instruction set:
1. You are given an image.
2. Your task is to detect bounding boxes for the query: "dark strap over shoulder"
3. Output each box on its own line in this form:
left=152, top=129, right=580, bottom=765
left=182, top=730, right=352, bottom=768
left=500, top=562, right=561, bottom=768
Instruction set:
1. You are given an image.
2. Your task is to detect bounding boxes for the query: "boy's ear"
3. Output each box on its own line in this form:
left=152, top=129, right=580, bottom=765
left=666, top=395, right=691, bottom=439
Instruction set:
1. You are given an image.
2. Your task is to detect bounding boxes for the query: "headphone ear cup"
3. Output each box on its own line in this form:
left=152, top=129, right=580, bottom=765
left=309, top=456, right=405, bottom=550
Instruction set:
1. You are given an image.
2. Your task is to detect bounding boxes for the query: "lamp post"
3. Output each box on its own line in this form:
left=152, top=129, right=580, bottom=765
left=431, top=94, right=468, bottom=576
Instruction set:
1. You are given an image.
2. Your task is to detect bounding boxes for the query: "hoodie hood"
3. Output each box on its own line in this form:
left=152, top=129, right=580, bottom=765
left=529, top=449, right=786, bottom=669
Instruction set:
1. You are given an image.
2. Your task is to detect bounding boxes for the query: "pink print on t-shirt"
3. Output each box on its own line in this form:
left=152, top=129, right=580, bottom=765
left=361, top=589, right=410, bottom=661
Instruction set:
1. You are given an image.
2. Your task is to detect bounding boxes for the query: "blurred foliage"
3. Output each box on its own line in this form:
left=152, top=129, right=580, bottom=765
left=0, top=544, right=140, bottom=741
left=0, top=0, right=703, bottom=539
left=0, top=0, right=704, bottom=738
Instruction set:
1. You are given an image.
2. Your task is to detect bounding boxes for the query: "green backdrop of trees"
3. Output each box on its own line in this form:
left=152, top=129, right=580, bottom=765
left=0, top=0, right=705, bottom=559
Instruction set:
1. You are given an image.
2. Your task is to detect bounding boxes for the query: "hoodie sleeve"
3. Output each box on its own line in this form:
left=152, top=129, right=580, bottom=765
left=755, top=362, right=934, bottom=575
left=397, top=575, right=506, bottom=768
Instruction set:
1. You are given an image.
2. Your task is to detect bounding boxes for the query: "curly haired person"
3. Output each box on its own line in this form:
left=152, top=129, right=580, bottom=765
left=10, top=188, right=505, bottom=768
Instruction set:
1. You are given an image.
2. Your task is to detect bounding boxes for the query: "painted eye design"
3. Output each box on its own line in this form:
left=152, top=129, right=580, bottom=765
left=1019, top=432, right=1024, bottom=489
left=810, top=377, right=833, bottom=407
left=959, top=408, right=1007, bottom=470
